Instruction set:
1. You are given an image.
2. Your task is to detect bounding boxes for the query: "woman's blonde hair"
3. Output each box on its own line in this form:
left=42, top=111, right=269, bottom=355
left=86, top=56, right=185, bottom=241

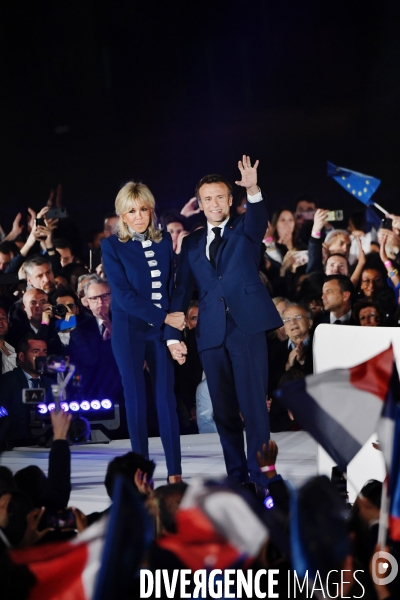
left=115, top=182, right=163, bottom=243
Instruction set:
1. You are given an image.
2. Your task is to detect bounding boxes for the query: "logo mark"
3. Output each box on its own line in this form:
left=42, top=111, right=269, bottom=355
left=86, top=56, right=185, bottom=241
left=371, top=551, right=398, bottom=586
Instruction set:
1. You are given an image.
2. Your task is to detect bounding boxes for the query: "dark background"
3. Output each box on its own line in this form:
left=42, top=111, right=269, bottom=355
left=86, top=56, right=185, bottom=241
left=1, top=0, right=400, bottom=237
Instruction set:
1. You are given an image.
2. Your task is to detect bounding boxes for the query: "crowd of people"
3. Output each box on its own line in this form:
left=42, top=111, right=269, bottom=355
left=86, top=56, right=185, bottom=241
left=0, top=415, right=398, bottom=599
left=0, top=178, right=400, bottom=597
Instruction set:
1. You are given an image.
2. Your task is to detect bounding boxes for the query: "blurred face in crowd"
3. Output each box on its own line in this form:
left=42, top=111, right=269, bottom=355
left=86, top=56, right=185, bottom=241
left=77, top=276, right=94, bottom=308
left=327, top=234, right=351, bottom=258
left=55, top=275, right=69, bottom=288
left=186, top=305, right=198, bottom=329
left=23, top=289, right=48, bottom=323
left=56, top=246, right=74, bottom=268
left=198, top=182, right=233, bottom=226
left=0, top=251, right=12, bottom=272
left=360, top=269, right=384, bottom=298
left=274, top=300, right=289, bottom=341
left=90, top=231, right=104, bottom=250
left=307, top=299, right=324, bottom=316
left=104, top=216, right=119, bottom=238
left=26, top=262, right=55, bottom=293
left=236, top=197, right=247, bottom=215
left=18, top=339, right=47, bottom=376
left=276, top=210, right=295, bottom=239
left=167, top=222, right=184, bottom=253
left=322, top=279, right=350, bottom=313
left=359, top=306, right=380, bottom=327
left=56, top=295, right=79, bottom=317
left=122, top=202, right=151, bottom=234
left=86, top=282, right=111, bottom=319
left=282, top=305, right=312, bottom=344
left=295, top=200, right=316, bottom=226
left=325, top=255, right=348, bottom=276
left=0, top=307, right=9, bottom=338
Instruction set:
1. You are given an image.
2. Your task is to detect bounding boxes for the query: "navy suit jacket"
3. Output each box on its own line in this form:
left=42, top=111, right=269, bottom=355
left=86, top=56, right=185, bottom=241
left=164, top=196, right=282, bottom=351
left=101, top=232, right=175, bottom=333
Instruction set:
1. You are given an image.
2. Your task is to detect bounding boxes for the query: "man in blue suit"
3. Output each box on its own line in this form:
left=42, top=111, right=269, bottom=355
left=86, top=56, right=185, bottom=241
left=165, top=156, right=282, bottom=485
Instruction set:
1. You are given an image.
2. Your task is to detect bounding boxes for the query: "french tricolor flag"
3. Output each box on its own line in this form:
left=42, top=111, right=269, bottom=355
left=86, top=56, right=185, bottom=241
left=274, top=346, right=394, bottom=472
left=377, top=361, right=400, bottom=541
left=9, top=517, right=107, bottom=600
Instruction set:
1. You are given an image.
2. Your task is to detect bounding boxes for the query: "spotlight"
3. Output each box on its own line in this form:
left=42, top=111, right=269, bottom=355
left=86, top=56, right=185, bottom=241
left=60, top=402, right=69, bottom=412
left=90, top=400, right=101, bottom=410
left=80, top=401, right=90, bottom=411
left=101, top=399, right=112, bottom=409
left=48, top=403, right=56, bottom=412
left=37, top=404, right=48, bottom=415
left=264, top=496, right=274, bottom=509
left=69, top=402, right=80, bottom=412
left=0, top=406, right=9, bottom=417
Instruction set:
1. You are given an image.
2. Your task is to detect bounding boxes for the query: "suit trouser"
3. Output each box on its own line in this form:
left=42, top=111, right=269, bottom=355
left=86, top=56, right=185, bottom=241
left=112, top=326, right=181, bottom=476
left=200, top=312, right=270, bottom=485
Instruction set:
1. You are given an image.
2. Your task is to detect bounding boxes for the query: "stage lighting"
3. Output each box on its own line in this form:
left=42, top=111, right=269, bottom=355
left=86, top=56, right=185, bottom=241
left=101, top=399, right=112, bottom=409
left=80, top=401, right=90, bottom=411
left=264, top=496, right=274, bottom=509
left=91, top=400, right=101, bottom=410
left=48, top=403, right=56, bottom=412
left=0, top=406, right=8, bottom=417
left=37, top=404, right=48, bottom=415
left=69, top=402, right=80, bottom=412
left=60, top=402, right=69, bottom=412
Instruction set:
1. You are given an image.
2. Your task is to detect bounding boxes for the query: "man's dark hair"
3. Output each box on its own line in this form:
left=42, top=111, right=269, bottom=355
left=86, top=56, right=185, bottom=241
left=104, top=452, right=156, bottom=499
left=293, top=194, right=317, bottom=211
left=0, top=241, right=19, bottom=256
left=50, top=285, right=80, bottom=307
left=324, top=253, right=350, bottom=272
left=324, top=274, right=354, bottom=296
left=16, top=332, right=41, bottom=356
left=359, top=479, right=382, bottom=508
left=53, top=238, right=74, bottom=253
left=195, top=174, right=233, bottom=202
left=153, top=482, right=188, bottom=534
left=24, top=255, right=52, bottom=278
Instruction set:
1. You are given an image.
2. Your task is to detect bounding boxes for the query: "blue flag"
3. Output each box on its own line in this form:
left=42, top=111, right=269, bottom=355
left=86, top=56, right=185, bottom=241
left=93, top=475, right=153, bottom=600
left=327, top=161, right=381, bottom=205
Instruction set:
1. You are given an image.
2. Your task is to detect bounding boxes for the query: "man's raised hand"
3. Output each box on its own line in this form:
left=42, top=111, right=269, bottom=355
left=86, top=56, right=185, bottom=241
left=235, top=155, right=259, bottom=195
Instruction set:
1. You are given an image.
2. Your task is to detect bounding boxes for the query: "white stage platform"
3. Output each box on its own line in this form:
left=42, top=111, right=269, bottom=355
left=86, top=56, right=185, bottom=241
left=0, top=431, right=317, bottom=514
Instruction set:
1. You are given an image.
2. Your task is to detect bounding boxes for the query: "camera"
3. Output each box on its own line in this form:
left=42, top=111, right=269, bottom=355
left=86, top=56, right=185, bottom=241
left=52, top=304, right=68, bottom=318
left=22, top=388, right=46, bottom=404
left=35, top=355, right=71, bottom=374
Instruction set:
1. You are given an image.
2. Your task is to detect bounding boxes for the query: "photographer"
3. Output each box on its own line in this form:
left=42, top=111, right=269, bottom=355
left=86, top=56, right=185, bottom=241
left=0, top=334, right=54, bottom=449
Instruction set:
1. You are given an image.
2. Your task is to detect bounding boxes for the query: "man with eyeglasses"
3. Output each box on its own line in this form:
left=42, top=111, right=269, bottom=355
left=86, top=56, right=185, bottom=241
left=84, top=277, right=112, bottom=339
left=282, top=304, right=314, bottom=374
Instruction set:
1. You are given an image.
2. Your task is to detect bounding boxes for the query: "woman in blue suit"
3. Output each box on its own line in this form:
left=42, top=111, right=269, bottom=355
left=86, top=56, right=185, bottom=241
left=101, top=182, right=184, bottom=483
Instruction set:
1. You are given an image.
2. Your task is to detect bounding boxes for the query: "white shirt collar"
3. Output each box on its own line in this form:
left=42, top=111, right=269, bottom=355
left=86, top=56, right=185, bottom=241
left=330, top=309, right=352, bottom=324
left=207, top=216, right=230, bottom=237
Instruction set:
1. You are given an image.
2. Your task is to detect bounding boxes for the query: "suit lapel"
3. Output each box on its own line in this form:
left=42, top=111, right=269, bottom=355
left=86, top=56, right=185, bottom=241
left=215, top=216, right=236, bottom=266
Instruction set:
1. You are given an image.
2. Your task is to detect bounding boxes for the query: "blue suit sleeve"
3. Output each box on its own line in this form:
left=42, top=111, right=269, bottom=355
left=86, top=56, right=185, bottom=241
left=243, top=195, right=269, bottom=244
left=306, top=236, right=324, bottom=274
left=164, top=235, right=196, bottom=340
left=101, top=238, right=167, bottom=329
